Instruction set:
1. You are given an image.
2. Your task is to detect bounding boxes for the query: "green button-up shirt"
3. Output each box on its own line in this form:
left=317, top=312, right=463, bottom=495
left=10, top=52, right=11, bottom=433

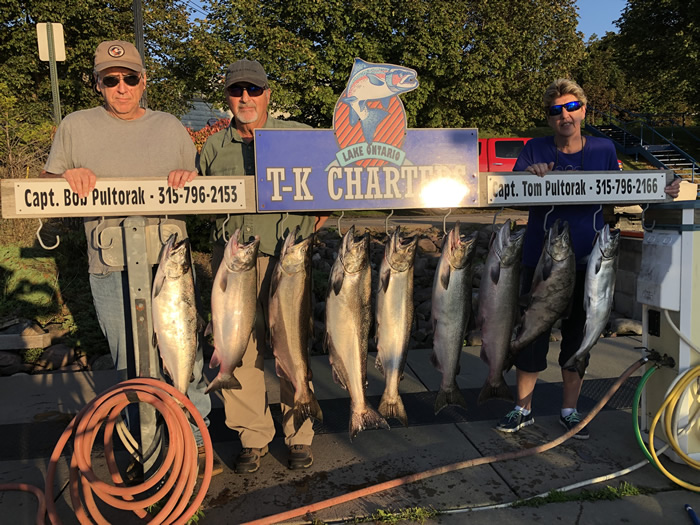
left=199, top=116, right=317, bottom=256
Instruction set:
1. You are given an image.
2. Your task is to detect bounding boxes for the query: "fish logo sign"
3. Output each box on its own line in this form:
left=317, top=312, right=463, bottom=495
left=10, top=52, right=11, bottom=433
left=332, top=58, right=418, bottom=168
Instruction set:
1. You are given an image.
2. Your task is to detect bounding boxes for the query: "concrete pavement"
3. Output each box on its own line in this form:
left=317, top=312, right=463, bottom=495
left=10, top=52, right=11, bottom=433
left=1, top=335, right=699, bottom=524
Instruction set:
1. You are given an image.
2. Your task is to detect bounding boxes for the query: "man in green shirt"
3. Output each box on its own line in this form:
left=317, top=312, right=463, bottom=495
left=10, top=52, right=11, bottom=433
left=199, top=59, right=326, bottom=473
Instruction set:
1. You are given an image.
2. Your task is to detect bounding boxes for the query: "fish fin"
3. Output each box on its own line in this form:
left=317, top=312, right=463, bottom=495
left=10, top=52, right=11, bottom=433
left=489, top=263, right=501, bottom=285
left=438, top=262, right=451, bottom=290
left=378, top=394, right=408, bottom=427
left=379, top=263, right=391, bottom=293
left=477, top=378, right=513, bottom=405
left=375, top=353, right=385, bottom=375
left=161, top=363, right=171, bottom=380
left=329, top=261, right=345, bottom=296
left=204, top=373, right=242, bottom=394
left=380, top=96, right=392, bottom=109
left=293, top=392, right=324, bottom=430
left=541, top=256, right=553, bottom=281
left=152, top=271, right=165, bottom=299
left=575, top=358, right=587, bottom=379
left=367, top=73, right=384, bottom=86
left=274, top=359, right=291, bottom=382
left=204, top=321, right=212, bottom=338
left=349, top=406, right=390, bottom=441
left=562, top=355, right=587, bottom=379
left=152, top=331, right=158, bottom=349
left=434, top=384, right=467, bottom=415
left=429, top=350, right=440, bottom=371
left=209, top=346, right=221, bottom=369
left=360, top=108, right=389, bottom=145
left=331, top=366, right=348, bottom=390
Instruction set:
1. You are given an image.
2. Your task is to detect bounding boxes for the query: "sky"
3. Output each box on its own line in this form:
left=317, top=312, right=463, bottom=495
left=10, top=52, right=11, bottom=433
left=576, top=0, right=628, bottom=40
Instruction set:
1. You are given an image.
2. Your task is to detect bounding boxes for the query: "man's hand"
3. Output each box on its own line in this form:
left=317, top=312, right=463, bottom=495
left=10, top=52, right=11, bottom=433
left=665, top=177, right=681, bottom=199
left=168, top=170, right=198, bottom=189
left=63, top=168, right=97, bottom=199
left=526, top=162, right=555, bottom=177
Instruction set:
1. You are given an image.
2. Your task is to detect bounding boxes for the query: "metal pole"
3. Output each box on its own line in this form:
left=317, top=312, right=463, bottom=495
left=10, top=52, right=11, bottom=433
left=46, top=24, right=62, bottom=124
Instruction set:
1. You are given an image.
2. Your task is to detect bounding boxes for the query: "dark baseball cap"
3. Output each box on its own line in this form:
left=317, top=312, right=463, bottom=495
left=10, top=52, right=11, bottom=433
left=224, top=59, right=269, bottom=89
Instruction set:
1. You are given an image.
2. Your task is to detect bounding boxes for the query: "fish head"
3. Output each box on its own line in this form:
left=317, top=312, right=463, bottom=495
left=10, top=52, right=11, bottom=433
left=385, top=67, right=419, bottom=94
left=279, top=227, right=312, bottom=273
left=546, top=220, right=573, bottom=262
left=495, top=221, right=525, bottom=267
left=598, top=225, right=621, bottom=260
left=385, top=225, right=418, bottom=272
left=158, top=234, right=191, bottom=279
left=223, top=229, right=260, bottom=273
left=445, top=221, right=477, bottom=269
left=340, top=225, right=369, bottom=273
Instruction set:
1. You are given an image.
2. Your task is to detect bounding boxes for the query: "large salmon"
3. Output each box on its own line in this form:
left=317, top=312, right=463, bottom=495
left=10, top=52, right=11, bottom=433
left=325, top=226, right=389, bottom=440
left=563, top=224, right=620, bottom=378
left=152, top=234, right=199, bottom=395
left=206, top=229, right=259, bottom=394
left=510, top=219, right=576, bottom=356
left=476, top=220, right=525, bottom=404
left=375, top=226, right=417, bottom=426
left=430, top=221, right=478, bottom=414
left=269, top=227, right=323, bottom=430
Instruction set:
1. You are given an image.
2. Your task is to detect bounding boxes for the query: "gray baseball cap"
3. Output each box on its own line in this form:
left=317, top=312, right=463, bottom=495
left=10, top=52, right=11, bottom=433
left=224, top=59, right=269, bottom=89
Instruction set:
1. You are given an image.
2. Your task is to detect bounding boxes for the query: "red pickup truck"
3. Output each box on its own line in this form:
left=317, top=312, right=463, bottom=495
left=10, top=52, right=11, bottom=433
left=479, top=137, right=531, bottom=172
left=479, top=137, right=623, bottom=171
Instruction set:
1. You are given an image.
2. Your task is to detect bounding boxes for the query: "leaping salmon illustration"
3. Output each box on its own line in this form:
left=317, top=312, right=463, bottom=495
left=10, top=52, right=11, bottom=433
left=341, top=58, right=418, bottom=144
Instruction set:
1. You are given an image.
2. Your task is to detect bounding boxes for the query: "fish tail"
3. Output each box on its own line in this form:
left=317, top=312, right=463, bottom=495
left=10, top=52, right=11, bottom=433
left=349, top=406, right=390, bottom=441
left=434, top=384, right=467, bottom=415
left=477, top=377, right=514, bottom=405
left=204, top=373, right=242, bottom=394
left=378, top=393, right=408, bottom=427
left=292, top=394, right=324, bottom=430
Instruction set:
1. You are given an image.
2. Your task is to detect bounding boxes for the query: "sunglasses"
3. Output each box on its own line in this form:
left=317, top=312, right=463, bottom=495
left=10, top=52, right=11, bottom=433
left=227, top=85, right=265, bottom=97
left=547, top=100, right=583, bottom=116
left=102, top=74, right=141, bottom=88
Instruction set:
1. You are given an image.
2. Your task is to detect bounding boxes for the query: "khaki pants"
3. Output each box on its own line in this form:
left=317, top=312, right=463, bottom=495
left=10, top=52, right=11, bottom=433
left=212, top=244, right=315, bottom=449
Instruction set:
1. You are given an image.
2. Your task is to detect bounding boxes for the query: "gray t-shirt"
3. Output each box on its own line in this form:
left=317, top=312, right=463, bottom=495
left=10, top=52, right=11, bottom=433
left=45, top=106, right=197, bottom=273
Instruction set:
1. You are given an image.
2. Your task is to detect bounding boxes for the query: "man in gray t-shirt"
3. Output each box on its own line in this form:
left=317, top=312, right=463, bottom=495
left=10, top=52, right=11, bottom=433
left=43, top=39, right=220, bottom=476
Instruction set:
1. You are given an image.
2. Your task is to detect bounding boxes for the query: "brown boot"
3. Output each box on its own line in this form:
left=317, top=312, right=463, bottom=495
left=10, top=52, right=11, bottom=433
left=287, top=444, right=313, bottom=470
left=197, top=445, right=224, bottom=479
left=233, top=445, right=268, bottom=474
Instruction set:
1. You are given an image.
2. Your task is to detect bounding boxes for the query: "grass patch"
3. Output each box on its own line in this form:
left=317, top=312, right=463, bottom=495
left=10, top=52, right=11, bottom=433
left=352, top=506, right=440, bottom=524
left=512, top=481, right=652, bottom=508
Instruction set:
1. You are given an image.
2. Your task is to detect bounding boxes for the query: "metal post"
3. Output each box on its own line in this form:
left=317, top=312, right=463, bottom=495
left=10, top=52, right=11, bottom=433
left=46, top=24, right=61, bottom=124
left=123, top=216, right=160, bottom=472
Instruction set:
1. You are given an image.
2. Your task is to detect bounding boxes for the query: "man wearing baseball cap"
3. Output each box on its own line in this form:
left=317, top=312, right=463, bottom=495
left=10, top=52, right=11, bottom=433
left=199, top=59, right=327, bottom=474
left=43, top=40, right=220, bottom=478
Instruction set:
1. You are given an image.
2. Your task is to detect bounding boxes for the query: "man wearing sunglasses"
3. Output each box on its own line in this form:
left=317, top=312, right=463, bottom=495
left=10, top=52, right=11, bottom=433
left=495, top=78, right=681, bottom=440
left=43, top=40, right=219, bottom=476
left=199, top=59, right=326, bottom=474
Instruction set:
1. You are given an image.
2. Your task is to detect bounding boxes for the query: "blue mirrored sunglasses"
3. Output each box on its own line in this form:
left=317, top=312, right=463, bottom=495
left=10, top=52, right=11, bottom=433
left=547, top=100, right=583, bottom=116
left=227, top=85, right=265, bottom=97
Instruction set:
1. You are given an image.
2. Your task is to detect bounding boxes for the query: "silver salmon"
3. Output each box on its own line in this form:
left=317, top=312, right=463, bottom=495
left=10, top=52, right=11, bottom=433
left=563, top=224, right=620, bottom=378
left=510, top=219, right=576, bottom=356
left=269, top=227, right=323, bottom=429
left=206, top=229, right=259, bottom=394
left=325, top=226, right=390, bottom=440
left=375, top=226, right=417, bottom=426
left=476, top=220, right=524, bottom=404
left=430, top=221, right=477, bottom=414
left=152, top=234, right=199, bottom=395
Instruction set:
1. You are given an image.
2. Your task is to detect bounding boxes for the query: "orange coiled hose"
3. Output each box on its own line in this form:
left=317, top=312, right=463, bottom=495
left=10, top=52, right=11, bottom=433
left=43, top=377, right=213, bottom=525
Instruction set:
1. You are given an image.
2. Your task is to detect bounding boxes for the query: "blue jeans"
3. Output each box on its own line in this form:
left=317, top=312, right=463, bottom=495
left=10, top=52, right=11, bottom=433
left=90, top=270, right=211, bottom=446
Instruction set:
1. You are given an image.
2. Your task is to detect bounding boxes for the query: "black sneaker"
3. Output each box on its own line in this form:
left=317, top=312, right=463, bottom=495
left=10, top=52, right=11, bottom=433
left=288, top=444, right=313, bottom=470
left=559, top=410, right=589, bottom=440
left=496, top=409, right=534, bottom=433
left=233, top=445, right=268, bottom=474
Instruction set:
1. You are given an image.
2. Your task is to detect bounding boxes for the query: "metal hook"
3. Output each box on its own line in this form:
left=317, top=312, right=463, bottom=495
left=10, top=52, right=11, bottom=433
left=385, top=210, right=394, bottom=234
left=92, top=217, right=113, bottom=249
left=337, top=211, right=345, bottom=237
left=442, top=208, right=453, bottom=235
left=158, top=216, right=172, bottom=245
left=641, top=203, right=655, bottom=232
left=492, top=207, right=504, bottom=233
left=278, top=212, right=289, bottom=240
left=543, top=206, right=555, bottom=233
left=222, top=214, right=231, bottom=243
left=592, top=205, right=603, bottom=233
left=35, top=219, right=60, bottom=250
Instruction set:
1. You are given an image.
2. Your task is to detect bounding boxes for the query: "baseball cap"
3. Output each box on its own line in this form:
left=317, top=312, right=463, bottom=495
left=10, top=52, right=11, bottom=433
left=94, top=40, right=144, bottom=73
left=224, top=59, right=269, bottom=89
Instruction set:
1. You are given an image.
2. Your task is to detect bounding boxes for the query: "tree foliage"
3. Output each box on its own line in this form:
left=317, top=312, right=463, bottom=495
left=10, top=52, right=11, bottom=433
left=201, top=0, right=585, bottom=133
left=614, top=0, right=700, bottom=116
